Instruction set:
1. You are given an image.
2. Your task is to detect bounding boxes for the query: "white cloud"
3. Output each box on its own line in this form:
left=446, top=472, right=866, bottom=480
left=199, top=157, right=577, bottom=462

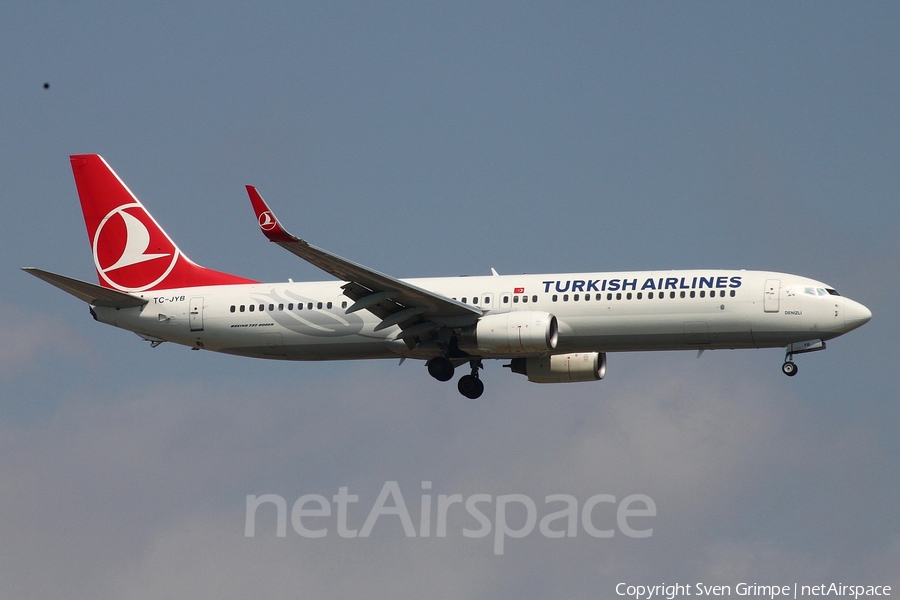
left=0, top=359, right=895, bottom=599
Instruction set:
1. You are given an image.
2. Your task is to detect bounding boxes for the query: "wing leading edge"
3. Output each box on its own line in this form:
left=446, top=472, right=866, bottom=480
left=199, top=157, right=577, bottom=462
left=245, top=186, right=482, bottom=342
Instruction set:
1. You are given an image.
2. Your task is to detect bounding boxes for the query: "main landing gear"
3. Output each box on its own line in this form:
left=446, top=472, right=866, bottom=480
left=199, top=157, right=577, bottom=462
left=426, top=357, right=485, bottom=399
left=426, top=356, right=455, bottom=382
left=458, top=360, right=484, bottom=399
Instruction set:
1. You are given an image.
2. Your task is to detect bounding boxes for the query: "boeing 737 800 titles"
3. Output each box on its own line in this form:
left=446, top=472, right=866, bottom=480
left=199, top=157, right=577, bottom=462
left=24, top=155, right=872, bottom=398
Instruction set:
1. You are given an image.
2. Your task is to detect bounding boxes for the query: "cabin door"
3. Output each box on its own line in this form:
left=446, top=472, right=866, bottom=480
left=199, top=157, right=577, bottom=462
left=189, top=297, right=204, bottom=331
left=763, top=280, right=780, bottom=313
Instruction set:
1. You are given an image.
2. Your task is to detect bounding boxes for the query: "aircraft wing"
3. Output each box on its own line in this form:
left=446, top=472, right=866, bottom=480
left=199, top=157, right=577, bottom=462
left=22, top=267, right=148, bottom=308
left=245, top=186, right=482, bottom=340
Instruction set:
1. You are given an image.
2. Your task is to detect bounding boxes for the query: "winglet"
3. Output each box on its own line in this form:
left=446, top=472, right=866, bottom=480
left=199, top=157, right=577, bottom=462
left=245, top=186, right=299, bottom=244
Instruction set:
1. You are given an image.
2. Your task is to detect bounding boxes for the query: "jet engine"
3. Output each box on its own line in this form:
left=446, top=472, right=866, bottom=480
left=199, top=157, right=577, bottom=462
left=459, top=311, right=558, bottom=355
left=508, top=352, right=607, bottom=383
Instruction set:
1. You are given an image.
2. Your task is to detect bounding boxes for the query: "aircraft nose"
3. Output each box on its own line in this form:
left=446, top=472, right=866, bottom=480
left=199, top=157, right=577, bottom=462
left=843, top=299, right=872, bottom=332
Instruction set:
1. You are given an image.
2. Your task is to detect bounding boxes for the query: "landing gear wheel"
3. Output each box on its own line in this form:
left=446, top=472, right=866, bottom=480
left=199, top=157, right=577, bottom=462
left=427, top=357, right=455, bottom=382
left=781, top=361, right=798, bottom=377
left=458, top=374, right=484, bottom=399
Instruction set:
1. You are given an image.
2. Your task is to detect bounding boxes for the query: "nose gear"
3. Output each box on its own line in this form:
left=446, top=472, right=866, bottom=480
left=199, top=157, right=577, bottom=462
left=781, top=339, right=825, bottom=377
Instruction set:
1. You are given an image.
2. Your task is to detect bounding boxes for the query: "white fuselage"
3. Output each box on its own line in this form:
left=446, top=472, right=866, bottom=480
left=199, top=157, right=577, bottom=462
left=92, top=269, right=870, bottom=361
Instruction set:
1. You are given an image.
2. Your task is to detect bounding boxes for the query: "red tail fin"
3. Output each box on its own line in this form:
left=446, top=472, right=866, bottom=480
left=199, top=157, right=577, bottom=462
left=71, top=154, right=257, bottom=292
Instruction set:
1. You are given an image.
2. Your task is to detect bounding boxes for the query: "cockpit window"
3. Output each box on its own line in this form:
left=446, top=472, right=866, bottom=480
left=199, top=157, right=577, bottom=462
left=804, top=286, right=839, bottom=297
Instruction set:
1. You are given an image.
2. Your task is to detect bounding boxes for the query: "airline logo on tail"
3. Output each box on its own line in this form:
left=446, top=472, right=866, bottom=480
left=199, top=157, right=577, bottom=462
left=71, top=154, right=259, bottom=292
left=93, top=202, right=180, bottom=291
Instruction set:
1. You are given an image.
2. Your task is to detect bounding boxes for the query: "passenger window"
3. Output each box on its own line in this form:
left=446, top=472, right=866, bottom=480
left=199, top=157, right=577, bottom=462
left=616, top=293, right=622, bottom=300
left=307, top=302, right=313, bottom=310
left=648, top=292, right=654, bottom=299
left=230, top=305, right=235, bottom=313
left=595, top=294, right=602, bottom=301
left=626, top=292, right=632, bottom=300
left=259, top=304, right=265, bottom=311
left=720, top=290, right=725, bottom=297
left=689, top=291, right=695, bottom=298
left=472, top=297, right=479, bottom=305
left=699, top=291, right=705, bottom=298
left=240, top=305, right=245, bottom=312
left=288, top=303, right=294, bottom=310
left=327, top=301, right=333, bottom=309
left=317, top=302, right=323, bottom=309
left=680, top=291, right=685, bottom=298
left=278, top=303, right=284, bottom=310
left=513, top=296, right=519, bottom=303
left=552, top=295, right=558, bottom=302
left=462, top=297, right=467, bottom=304
left=607, top=293, right=612, bottom=301
left=502, top=295, right=510, bottom=304
left=563, top=294, right=569, bottom=301
left=522, top=295, right=528, bottom=303
left=573, top=294, right=579, bottom=301
left=637, top=292, right=642, bottom=300
left=532, top=295, right=538, bottom=303
left=342, top=301, right=348, bottom=308
left=729, top=290, right=735, bottom=297
left=249, top=305, right=255, bottom=312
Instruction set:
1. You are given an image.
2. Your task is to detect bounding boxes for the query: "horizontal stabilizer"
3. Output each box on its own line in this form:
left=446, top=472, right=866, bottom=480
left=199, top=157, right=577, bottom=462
left=22, top=267, right=148, bottom=308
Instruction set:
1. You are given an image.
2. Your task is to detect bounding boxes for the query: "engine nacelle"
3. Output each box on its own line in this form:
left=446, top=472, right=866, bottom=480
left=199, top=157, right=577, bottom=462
left=508, top=352, right=607, bottom=383
left=459, top=311, right=558, bottom=355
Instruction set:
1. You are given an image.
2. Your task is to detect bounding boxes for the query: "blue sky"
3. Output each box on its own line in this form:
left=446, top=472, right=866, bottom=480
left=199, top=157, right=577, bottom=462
left=1, top=3, right=898, bottom=598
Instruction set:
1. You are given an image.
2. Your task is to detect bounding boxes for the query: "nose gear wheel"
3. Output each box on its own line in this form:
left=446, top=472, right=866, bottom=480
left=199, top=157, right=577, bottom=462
left=781, top=361, right=798, bottom=377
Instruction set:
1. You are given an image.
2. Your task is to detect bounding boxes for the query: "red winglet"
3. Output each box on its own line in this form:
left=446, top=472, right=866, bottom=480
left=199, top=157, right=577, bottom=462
left=245, top=185, right=299, bottom=243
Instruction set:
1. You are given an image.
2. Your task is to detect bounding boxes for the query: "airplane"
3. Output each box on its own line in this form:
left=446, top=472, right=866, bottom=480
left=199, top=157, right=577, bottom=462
left=24, top=154, right=872, bottom=399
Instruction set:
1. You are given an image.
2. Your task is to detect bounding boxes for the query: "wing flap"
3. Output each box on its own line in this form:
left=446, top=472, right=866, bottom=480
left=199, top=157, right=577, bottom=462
left=22, top=267, right=148, bottom=308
